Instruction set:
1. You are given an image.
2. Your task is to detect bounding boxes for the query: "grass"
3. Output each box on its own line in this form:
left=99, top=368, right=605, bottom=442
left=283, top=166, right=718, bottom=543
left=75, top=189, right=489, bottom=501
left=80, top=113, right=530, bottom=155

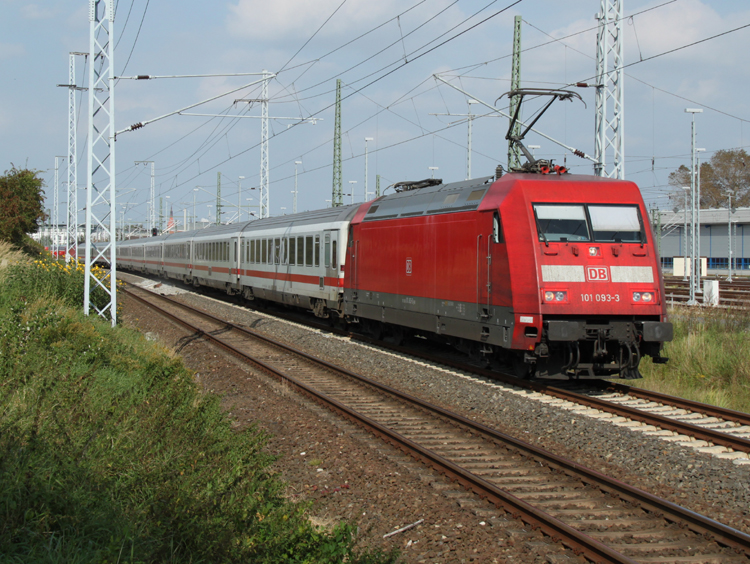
left=0, top=242, right=397, bottom=564
left=626, top=306, right=750, bottom=413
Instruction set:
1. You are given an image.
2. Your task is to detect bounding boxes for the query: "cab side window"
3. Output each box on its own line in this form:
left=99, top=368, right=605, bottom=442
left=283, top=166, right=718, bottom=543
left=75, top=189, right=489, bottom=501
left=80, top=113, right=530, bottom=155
left=493, top=212, right=504, bottom=244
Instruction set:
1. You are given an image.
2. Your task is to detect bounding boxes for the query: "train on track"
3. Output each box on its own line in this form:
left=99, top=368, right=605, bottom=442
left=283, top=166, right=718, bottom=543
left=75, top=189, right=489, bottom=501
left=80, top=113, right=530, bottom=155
left=114, top=165, right=672, bottom=380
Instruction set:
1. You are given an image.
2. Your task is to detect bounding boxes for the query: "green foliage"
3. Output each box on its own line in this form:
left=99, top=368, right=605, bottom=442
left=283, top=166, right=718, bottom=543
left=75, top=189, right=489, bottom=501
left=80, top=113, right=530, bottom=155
left=0, top=166, right=46, bottom=254
left=634, top=306, right=750, bottom=412
left=0, top=260, right=397, bottom=563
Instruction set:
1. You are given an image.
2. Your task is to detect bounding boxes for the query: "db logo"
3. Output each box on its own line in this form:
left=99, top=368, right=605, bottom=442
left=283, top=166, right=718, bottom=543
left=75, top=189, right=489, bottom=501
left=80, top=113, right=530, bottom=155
left=406, top=258, right=413, bottom=276
left=587, top=266, right=609, bottom=281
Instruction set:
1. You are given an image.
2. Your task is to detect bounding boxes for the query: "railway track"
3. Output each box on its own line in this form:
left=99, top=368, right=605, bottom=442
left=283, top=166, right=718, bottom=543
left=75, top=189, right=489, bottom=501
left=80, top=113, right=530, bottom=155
left=123, top=284, right=750, bottom=563
left=354, top=336, right=750, bottom=463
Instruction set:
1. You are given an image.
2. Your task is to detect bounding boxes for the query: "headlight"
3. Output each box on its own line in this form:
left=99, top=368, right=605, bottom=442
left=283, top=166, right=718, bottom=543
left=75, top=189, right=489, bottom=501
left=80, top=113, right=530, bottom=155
left=633, top=291, right=655, bottom=303
left=588, top=246, right=600, bottom=257
left=544, top=290, right=567, bottom=303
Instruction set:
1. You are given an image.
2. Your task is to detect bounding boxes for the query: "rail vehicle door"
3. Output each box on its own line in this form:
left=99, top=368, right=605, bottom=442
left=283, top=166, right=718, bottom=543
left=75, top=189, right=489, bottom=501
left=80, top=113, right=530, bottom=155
left=476, top=213, right=494, bottom=320
left=348, top=226, right=358, bottom=299
left=323, top=229, right=339, bottom=299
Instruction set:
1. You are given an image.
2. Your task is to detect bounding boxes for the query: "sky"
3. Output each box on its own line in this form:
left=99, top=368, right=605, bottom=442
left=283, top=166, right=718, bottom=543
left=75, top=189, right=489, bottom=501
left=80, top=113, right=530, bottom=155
left=2, top=0, right=750, bottom=228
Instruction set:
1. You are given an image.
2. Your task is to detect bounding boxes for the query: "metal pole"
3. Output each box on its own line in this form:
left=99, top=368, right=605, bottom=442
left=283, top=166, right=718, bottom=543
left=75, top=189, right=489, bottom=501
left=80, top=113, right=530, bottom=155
left=689, top=114, right=696, bottom=304
left=467, top=101, right=477, bottom=180
left=682, top=187, right=689, bottom=281
left=376, top=174, right=381, bottom=198
left=348, top=180, right=357, bottom=204
left=695, top=148, right=705, bottom=293
left=216, top=172, right=222, bottom=225
left=685, top=109, right=702, bottom=301
left=53, top=156, right=60, bottom=251
left=238, top=176, right=244, bottom=222
left=727, top=191, right=733, bottom=282
left=332, top=79, right=343, bottom=207
left=260, top=70, right=270, bottom=218
left=193, top=189, right=197, bottom=231
left=365, top=137, right=373, bottom=199
left=293, top=161, right=301, bottom=214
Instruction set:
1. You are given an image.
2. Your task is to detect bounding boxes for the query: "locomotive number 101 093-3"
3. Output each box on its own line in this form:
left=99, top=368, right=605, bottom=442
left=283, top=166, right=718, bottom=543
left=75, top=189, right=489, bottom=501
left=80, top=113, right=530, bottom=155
left=581, top=293, right=620, bottom=303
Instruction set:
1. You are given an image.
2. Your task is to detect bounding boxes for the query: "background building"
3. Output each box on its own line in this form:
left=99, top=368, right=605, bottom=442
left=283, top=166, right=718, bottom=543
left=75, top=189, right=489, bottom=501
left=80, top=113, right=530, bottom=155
left=656, top=208, right=749, bottom=274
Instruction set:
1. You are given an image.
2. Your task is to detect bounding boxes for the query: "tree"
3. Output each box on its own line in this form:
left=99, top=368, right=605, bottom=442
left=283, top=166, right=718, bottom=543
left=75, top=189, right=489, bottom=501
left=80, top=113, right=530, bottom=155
left=0, top=166, right=46, bottom=254
left=668, top=149, right=750, bottom=210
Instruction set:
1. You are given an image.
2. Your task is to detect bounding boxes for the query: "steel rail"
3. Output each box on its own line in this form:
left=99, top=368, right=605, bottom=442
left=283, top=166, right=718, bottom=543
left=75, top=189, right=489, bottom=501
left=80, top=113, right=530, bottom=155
left=593, top=380, right=750, bottom=427
left=123, top=285, right=750, bottom=559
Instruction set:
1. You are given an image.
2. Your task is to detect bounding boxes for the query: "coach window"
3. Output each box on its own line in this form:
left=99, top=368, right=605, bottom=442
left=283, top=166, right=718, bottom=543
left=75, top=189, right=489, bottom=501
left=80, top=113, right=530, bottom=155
left=493, top=212, right=504, bottom=243
left=314, top=235, right=320, bottom=267
left=332, top=240, right=338, bottom=269
left=324, top=234, right=331, bottom=268
left=297, top=237, right=304, bottom=265
left=289, top=238, right=296, bottom=266
left=305, top=236, right=313, bottom=266
left=234, top=241, right=237, bottom=262
left=274, top=238, right=280, bottom=265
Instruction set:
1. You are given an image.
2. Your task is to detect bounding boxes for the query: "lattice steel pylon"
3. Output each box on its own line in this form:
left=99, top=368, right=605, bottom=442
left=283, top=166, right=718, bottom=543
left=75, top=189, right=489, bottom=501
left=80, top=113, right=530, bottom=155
left=53, top=157, right=61, bottom=245
left=65, top=53, right=86, bottom=263
left=84, top=0, right=117, bottom=326
left=332, top=79, right=343, bottom=207
left=594, top=0, right=625, bottom=179
left=508, top=15, right=522, bottom=171
left=259, top=70, right=270, bottom=218
left=216, top=172, right=222, bottom=225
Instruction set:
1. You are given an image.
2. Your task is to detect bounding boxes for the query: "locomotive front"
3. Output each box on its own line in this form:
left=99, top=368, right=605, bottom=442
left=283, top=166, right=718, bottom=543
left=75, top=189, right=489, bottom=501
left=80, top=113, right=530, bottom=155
left=503, top=175, right=672, bottom=379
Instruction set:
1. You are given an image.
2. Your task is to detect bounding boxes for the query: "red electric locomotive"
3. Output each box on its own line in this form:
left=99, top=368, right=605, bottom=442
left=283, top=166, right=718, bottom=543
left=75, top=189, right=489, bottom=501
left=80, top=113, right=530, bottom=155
left=342, top=170, right=671, bottom=379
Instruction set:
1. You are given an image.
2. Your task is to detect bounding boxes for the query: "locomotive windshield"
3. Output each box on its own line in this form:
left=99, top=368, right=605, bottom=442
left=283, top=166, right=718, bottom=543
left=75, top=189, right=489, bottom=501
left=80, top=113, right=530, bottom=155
left=588, top=205, right=643, bottom=242
left=534, top=204, right=590, bottom=242
left=534, top=203, right=645, bottom=243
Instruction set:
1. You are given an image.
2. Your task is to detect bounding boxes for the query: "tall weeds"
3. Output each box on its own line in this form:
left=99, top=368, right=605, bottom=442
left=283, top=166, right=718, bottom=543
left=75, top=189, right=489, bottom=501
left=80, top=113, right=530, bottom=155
left=637, top=306, right=750, bottom=412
